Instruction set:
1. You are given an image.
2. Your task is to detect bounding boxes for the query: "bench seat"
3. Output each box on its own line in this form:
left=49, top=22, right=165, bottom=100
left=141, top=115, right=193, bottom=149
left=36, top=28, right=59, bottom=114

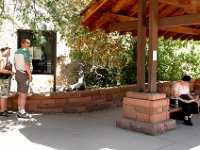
left=169, top=106, right=182, bottom=113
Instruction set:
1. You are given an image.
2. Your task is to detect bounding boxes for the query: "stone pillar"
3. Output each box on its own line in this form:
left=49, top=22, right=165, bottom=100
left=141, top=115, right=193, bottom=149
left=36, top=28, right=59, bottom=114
left=116, top=92, right=176, bottom=135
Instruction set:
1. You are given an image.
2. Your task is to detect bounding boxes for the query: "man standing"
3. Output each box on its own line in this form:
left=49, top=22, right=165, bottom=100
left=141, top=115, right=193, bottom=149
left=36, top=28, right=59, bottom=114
left=14, top=39, right=32, bottom=119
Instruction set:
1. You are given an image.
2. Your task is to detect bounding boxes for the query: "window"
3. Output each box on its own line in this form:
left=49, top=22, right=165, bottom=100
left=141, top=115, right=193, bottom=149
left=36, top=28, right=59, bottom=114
left=17, top=29, right=56, bottom=75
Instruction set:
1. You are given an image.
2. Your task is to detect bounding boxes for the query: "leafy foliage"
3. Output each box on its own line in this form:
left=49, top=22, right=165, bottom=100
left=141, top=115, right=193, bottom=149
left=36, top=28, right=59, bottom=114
left=157, top=37, right=200, bottom=81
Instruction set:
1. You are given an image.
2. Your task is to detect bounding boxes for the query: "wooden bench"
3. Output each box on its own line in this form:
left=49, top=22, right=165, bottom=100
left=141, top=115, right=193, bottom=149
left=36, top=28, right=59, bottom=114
left=169, top=106, right=182, bottom=113
left=169, top=105, right=183, bottom=120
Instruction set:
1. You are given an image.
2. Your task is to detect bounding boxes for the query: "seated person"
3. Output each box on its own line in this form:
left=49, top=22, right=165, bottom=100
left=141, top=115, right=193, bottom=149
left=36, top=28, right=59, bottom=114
left=171, top=75, right=199, bottom=126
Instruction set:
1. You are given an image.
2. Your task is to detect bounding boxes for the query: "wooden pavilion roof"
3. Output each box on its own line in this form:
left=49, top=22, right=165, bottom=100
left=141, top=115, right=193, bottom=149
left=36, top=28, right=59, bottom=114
left=81, top=0, right=200, bottom=40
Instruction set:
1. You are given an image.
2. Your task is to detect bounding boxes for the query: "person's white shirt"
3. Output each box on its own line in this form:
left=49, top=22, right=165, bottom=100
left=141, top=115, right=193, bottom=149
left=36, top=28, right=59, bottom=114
left=171, top=81, right=189, bottom=98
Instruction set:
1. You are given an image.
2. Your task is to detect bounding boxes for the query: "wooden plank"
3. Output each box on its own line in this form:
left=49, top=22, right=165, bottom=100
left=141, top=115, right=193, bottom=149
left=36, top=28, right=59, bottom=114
left=159, top=0, right=200, bottom=13
left=159, top=14, right=200, bottom=26
left=109, top=14, right=200, bottom=35
left=158, top=5, right=178, bottom=17
left=95, top=12, right=137, bottom=29
left=164, top=32, right=175, bottom=39
left=170, top=107, right=182, bottom=113
left=128, top=1, right=138, bottom=16
left=109, top=21, right=138, bottom=32
left=137, top=0, right=146, bottom=92
left=159, top=25, right=200, bottom=35
left=82, top=0, right=121, bottom=24
left=159, top=0, right=191, bottom=6
left=148, top=0, right=158, bottom=92
left=94, top=14, right=109, bottom=29
left=111, top=0, right=135, bottom=13
left=107, top=12, right=137, bottom=22
left=186, top=35, right=195, bottom=40
left=82, top=0, right=110, bottom=22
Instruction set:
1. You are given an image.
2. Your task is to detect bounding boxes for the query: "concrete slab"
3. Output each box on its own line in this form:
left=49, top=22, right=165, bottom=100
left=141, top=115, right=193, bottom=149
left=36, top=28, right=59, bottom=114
left=0, top=108, right=200, bottom=150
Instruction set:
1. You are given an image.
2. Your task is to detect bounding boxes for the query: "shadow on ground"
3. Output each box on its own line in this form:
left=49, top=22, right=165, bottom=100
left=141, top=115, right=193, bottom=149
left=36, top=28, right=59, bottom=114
left=1, top=108, right=200, bottom=150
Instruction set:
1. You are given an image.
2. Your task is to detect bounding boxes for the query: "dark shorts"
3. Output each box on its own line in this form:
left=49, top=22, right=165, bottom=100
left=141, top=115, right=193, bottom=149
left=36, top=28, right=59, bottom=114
left=15, top=70, right=29, bottom=94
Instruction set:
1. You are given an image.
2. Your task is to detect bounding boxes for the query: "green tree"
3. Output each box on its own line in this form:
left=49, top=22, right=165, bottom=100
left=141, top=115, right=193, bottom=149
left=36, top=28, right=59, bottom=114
left=157, top=37, right=200, bottom=81
left=1, top=0, right=200, bottom=87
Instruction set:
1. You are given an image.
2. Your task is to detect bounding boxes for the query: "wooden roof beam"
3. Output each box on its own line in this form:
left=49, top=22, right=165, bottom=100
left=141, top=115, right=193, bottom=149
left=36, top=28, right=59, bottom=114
left=159, top=0, right=200, bottom=13
left=106, top=12, right=137, bottom=22
left=95, top=12, right=137, bottom=29
left=159, top=26, right=200, bottom=35
left=128, top=2, right=138, bottom=16
left=109, top=14, right=200, bottom=32
left=82, top=0, right=121, bottom=23
left=111, top=0, right=135, bottom=13
left=159, top=13, right=200, bottom=26
left=82, top=0, right=110, bottom=21
left=110, top=22, right=200, bottom=35
left=109, top=21, right=138, bottom=32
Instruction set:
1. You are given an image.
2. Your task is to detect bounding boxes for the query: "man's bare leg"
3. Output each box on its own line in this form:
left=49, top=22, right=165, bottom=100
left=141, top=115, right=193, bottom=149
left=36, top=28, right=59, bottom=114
left=18, top=93, right=27, bottom=113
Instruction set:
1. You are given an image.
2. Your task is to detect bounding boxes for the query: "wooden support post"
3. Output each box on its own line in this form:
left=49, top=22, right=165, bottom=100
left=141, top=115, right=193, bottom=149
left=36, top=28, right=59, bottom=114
left=137, top=0, right=146, bottom=92
left=148, top=0, right=158, bottom=92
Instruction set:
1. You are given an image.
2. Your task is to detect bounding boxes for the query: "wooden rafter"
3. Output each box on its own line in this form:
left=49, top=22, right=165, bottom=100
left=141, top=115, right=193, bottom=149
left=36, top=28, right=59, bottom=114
left=159, top=25, right=200, bottom=35
left=95, top=12, right=137, bottom=29
left=109, top=14, right=200, bottom=34
left=82, top=0, right=109, bottom=21
left=81, top=0, right=200, bottom=40
left=111, top=0, right=135, bottom=13
left=159, top=13, right=200, bottom=26
left=159, top=0, right=200, bottom=13
left=110, top=23, right=200, bottom=36
left=82, top=0, right=121, bottom=23
left=109, top=21, right=137, bottom=32
left=180, top=34, right=191, bottom=40
left=128, top=1, right=138, bottom=16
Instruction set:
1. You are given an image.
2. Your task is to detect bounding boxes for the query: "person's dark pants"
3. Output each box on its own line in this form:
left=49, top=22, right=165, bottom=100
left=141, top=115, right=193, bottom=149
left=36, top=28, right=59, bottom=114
left=179, top=94, right=198, bottom=116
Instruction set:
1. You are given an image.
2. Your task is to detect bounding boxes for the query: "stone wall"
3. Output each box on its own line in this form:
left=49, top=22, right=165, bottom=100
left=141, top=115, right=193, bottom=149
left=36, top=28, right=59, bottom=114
left=5, top=80, right=200, bottom=114
left=7, top=85, right=138, bottom=113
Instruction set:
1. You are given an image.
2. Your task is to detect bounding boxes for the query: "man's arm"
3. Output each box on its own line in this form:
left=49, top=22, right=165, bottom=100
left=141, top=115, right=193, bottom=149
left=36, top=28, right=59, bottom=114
left=25, top=62, right=32, bottom=82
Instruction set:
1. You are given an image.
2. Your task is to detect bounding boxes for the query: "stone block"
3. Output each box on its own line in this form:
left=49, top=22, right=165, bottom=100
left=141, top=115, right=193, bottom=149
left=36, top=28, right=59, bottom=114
left=123, top=97, right=169, bottom=108
left=116, top=117, right=176, bottom=135
left=136, top=112, right=150, bottom=122
left=123, top=97, right=151, bottom=107
left=51, top=92, right=79, bottom=98
left=79, top=90, right=100, bottom=96
left=135, top=106, right=163, bottom=115
left=69, top=96, right=92, bottom=103
left=126, top=92, right=166, bottom=100
left=149, top=99, right=169, bottom=108
left=149, top=112, right=169, bottom=123
left=100, top=88, right=120, bottom=95
left=92, top=95, right=101, bottom=100
left=122, top=105, right=137, bottom=120
left=162, top=106, right=170, bottom=112
left=164, top=119, right=176, bottom=131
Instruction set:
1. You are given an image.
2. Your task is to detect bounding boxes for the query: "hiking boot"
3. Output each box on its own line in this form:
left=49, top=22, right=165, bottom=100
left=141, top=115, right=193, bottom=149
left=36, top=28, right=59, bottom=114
left=17, top=112, right=32, bottom=119
left=183, top=120, right=193, bottom=126
left=0, top=111, right=10, bottom=117
left=5, top=110, right=14, bottom=114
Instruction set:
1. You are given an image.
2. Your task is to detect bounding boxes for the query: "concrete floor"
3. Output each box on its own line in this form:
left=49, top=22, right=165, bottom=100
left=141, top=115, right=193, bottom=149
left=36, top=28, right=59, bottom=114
left=1, top=108, right=200, bottom=150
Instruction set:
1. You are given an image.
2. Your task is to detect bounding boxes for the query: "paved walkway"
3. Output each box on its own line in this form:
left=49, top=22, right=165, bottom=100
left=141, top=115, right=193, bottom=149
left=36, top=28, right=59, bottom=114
left=1, top=108, right=200, bottom=150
